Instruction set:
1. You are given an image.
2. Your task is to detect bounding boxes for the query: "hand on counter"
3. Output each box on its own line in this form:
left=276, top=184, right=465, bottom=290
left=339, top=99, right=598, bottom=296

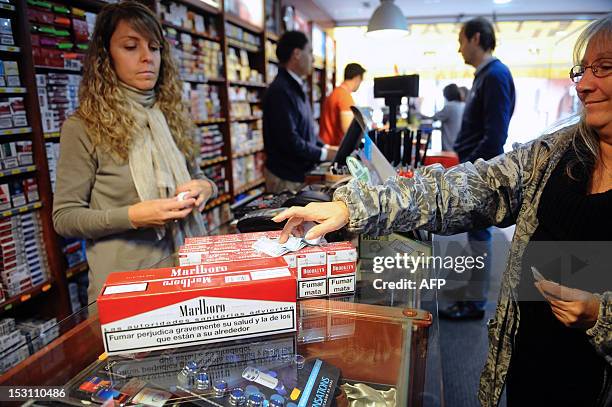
left=272, top=201, right=350, bottom=243
left=535, top=280, right=600, bottom=329
left=128, top=197, right=196, bottom=228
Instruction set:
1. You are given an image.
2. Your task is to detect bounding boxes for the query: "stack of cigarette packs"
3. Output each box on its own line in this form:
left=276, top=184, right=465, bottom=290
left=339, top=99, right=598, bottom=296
left=179, top=231, right=358, bottom=298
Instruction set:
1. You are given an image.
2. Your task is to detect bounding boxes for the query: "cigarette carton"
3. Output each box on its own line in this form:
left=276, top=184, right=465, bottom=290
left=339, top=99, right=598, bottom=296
left=97, top=257, right=297, bottom=355
left=179, top=241, right=328, bottom=298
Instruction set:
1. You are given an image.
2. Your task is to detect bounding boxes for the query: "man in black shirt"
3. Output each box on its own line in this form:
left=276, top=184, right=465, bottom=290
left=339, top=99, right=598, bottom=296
left=263, top=31, right=337, bottom=193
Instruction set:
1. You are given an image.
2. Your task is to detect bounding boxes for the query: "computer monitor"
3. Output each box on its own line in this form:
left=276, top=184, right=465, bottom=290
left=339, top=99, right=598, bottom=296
left=332, top=106, right=372, bottom=166
left=373, top=75, right=419, bottom=131
left=373, top=75, right=419, bottom=99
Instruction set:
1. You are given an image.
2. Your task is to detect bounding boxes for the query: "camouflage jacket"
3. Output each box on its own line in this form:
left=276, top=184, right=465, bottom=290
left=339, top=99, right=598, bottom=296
left=334, top=124, right=611, bottom=407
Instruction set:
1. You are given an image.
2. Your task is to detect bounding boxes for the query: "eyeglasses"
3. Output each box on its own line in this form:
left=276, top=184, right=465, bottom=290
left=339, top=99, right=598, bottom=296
left=569, top=58, right=612, bottom=83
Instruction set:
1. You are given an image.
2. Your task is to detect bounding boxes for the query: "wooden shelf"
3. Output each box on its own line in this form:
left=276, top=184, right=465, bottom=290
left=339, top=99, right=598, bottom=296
left=181, top=0, right=221, bottom=15
left=229, top=80, right=267, bottom=88
left=34, top=65, right=81, bottom=72
left=201, top=155, right=227, bottom=168
left=232, top=147, right=263, bottom=159
left=224, top=13, right=263, bottom=34
left=233, top=177, right=265, bottom=196
left=230, top=115, right=262, bottom=122
left=1, top=281, right=53, bottom=313
left=0, top=165, right=36, bottom=178
left=194, top=118, right=226, bottom=125
left=0, top=126, right=31, bottom=136
left=162, top=20, right=220, bottom=42
left=203, top=193, right=231, bottom=212
left=181, top=75, right=226, bottom=84
left=0, top=45, right=20, bottom=53
left=226, top=37, right=260, bottom=53
left=66, top=262, right=88, bottom=279
left=1, top=201, right=42, bottom=218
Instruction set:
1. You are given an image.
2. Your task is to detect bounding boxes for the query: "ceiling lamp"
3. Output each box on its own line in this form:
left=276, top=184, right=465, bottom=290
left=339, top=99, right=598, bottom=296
left=366, top=0, right=408, bottom=38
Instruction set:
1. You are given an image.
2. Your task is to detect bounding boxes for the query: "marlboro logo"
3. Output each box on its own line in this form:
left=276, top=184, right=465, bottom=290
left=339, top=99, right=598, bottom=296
left=179, top=299, right=226, bottom=317
left=171, top=265, right=229, bottom=276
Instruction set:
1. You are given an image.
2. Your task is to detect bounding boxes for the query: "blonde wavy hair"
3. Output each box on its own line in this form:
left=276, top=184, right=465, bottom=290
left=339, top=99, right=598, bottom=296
left=567, top=13, right=612, bottom=180
left=76, top=1, right=195, bottom=161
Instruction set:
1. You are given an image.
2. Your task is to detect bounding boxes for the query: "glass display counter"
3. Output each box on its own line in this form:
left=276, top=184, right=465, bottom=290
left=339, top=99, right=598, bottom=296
left=0, top=238, right=443, bottom=407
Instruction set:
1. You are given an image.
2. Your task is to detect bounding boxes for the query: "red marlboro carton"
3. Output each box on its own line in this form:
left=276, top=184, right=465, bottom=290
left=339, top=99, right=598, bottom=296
left=97, top=257, right=296, bottom=355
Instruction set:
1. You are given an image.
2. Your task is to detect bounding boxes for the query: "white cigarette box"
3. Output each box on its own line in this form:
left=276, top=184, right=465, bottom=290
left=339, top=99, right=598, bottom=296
left=325, top=242, right=357, bottom=296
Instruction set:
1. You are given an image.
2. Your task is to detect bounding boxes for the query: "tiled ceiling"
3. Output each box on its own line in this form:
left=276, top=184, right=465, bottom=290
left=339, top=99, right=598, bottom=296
left=313, top=0, right=611, bottom=24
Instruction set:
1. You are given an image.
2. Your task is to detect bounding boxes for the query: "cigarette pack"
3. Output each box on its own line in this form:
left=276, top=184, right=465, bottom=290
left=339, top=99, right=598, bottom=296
left=0, top=101, right=10, bottom=128
left=9, top=180, right=26, bottom=208
left=3, top=60, right=18, bottom=76
left=97, top=257, right=297, bottom=355
left=9, top=98, right=27, bottom=127
left=0, top=183, right=10, bottom=210
left=16, top=141, right=32, bottom=166
left=0, top=318, right=15, bottom=336
left=22, top=178, right=39, bottom=202
left=325, top=242, right=358, bottom=296
left=1, top=142, right=18, bottom=169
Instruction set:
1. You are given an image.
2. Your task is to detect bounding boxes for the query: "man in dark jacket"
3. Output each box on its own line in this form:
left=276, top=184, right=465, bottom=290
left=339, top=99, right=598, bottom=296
left=263, top=31, right=337, bottom=193
left=442, top=17, right=516, bottom=320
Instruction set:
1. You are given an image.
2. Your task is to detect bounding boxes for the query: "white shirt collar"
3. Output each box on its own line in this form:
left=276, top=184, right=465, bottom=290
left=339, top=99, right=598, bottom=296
left=287, top=68, right=305, bottom=88
left=474, top=55, right=497, bottom=76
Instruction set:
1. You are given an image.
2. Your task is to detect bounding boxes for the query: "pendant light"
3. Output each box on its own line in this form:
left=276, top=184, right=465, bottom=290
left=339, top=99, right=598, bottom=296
left=366, top=0, right=408, bottom=38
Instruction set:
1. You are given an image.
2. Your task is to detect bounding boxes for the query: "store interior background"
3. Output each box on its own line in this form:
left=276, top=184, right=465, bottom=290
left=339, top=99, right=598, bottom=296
left=325, top=2, right=609, bottom=150
left=0, top=0, right=610, bottom=404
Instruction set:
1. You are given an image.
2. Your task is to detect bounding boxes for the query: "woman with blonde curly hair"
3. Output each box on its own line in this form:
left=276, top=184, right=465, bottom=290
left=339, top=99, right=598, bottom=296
left=53, top=1, right=216, bottom=299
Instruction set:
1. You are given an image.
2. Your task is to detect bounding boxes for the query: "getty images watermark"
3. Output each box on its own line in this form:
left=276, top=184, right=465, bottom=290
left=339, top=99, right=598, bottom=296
left=370, top=252, right=488, bottom=290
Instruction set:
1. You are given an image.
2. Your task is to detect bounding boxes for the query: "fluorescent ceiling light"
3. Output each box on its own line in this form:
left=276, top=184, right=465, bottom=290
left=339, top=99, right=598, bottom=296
left=367, top=0, right=408, bottom=38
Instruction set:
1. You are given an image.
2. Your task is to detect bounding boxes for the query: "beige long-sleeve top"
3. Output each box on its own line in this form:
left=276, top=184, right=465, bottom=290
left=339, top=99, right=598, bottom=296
left=52, top=115, right=214, bottom=299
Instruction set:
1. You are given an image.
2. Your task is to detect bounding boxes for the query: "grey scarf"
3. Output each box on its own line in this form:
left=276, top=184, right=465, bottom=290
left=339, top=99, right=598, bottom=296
left=120, top=82, right=206, bottom=249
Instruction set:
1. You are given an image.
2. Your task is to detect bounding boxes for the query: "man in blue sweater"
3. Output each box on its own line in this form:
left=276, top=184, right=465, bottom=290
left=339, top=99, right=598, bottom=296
left=263, top=31, right=337, bottom=193
left=441, top=17, right=516, bottom=320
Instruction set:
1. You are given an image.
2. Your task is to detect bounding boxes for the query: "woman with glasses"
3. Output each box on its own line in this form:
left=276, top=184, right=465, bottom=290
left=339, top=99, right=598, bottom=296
left=274, top=14, right=612, bottom=407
